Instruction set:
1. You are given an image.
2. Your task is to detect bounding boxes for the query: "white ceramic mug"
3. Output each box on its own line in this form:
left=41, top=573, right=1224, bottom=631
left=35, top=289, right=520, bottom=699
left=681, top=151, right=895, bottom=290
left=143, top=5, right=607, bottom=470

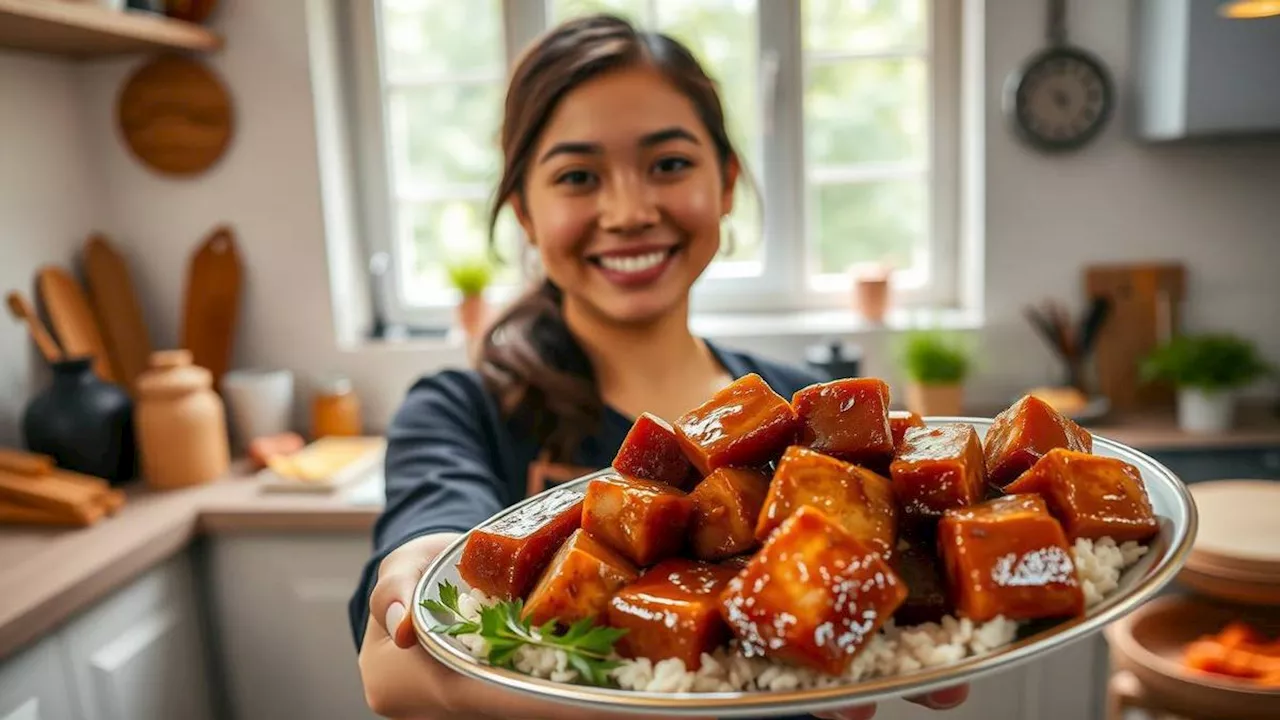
left=220, top=369, right=295, bottom=452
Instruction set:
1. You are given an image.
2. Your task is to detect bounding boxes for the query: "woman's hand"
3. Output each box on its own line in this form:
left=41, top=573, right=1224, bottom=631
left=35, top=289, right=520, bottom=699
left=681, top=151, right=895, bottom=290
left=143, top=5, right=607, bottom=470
left=357, top=532, right=705, bottom=720
left=812, top=684, right=971, bottom=719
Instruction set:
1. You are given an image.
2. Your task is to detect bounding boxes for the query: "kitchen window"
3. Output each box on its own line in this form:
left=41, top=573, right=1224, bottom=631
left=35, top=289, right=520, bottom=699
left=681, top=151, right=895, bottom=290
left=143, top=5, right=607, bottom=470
left=347, top=0, right=964, bottom=330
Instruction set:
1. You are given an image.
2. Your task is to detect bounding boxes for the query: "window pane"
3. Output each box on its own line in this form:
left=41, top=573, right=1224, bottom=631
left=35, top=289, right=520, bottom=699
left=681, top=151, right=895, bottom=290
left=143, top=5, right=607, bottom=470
left=810, top=179, right=926, bottom=276
left=399, top=200, right=523, bottom=304
left=803, top=0, right=926, bottom=54
left=550, top=0, right=647, bottom=24
left=388, top=84, right=503, bottom=189
left=805, top=58, right=926, bottom=166
left=381, top=0, right=504, bottom=78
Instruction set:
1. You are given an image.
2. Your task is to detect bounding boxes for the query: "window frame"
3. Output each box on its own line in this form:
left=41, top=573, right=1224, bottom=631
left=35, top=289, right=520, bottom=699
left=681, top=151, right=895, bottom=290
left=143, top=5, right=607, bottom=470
left=347, top=0, right=965, bottom=330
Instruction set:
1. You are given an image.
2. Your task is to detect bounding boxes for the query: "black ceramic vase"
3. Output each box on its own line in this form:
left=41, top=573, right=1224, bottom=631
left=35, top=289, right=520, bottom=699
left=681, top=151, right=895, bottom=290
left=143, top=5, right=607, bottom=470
left=22, top=357, right=137, bottom=485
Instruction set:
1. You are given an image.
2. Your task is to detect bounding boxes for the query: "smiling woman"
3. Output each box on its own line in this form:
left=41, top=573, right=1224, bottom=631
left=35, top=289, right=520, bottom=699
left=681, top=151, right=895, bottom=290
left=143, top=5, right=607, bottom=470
left=350, top=14, right=966, bottom=720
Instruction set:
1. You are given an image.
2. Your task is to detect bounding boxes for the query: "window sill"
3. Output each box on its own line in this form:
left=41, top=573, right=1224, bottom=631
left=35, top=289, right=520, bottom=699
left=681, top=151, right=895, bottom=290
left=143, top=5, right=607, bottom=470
left=690, top=307, right=984, bottom=339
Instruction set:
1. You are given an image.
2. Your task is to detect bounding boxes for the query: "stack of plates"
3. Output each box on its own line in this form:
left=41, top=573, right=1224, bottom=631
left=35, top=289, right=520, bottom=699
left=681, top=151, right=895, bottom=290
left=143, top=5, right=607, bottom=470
left=1179, top=480, right=1280, bottom=605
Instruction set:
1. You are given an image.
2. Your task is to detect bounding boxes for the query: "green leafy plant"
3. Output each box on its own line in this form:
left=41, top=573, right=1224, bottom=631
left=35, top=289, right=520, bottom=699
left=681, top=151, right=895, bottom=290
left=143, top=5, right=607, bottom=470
left=1140, top=333, right=1273, bottom=391
left=899, top=330, right=972, bottom=385
left=444, top=255, right=495, bottom=298
left=423, top=580, right=628, bottom=687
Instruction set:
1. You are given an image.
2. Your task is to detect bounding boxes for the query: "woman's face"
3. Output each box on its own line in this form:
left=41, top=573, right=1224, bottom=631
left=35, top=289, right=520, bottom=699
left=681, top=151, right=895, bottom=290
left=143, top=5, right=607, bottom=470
left=515, top=65, right=738, bottom=326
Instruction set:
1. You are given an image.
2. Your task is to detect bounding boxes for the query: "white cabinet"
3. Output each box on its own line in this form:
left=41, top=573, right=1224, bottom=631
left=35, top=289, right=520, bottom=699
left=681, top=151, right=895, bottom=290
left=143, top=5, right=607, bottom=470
left=0, top=553, right=212, bottom=720
left=0, top=635, right=82, bottom=720
left=207, top=534, right=378, bottom=720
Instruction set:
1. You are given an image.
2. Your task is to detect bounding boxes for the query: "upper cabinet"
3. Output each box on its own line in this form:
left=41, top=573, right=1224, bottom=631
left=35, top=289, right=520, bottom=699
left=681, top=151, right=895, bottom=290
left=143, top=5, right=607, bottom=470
left=1134, top=0, right=1280, bottom=141
left=0, top=0, right=221, bottom=59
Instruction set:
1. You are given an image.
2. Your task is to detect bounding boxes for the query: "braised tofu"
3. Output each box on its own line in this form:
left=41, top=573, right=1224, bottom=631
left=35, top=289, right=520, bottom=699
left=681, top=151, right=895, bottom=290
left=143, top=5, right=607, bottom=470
left=674, top=373, right=800, bottom=475
left=720, top=505, right=907, bottom=676
left=583, top=474, right=695, bottom=567
left=890, top=424, right=987, bottom=526
left=889, top=409, right=926, bottom=448
left=719, top=553, right=754, bottom=571
left=523, top=529, right=639, bottom=627
left=1004, top=448, right=1159, bottom=543
left=458, top=489, right=584, bottom=600
left=792, top=378, right=893, bottom=467
left=756, top=446, right=898, bottom=559
left=937, top=494, right=1084, bottom=623
left=985, top=395, right=1093, bottom=486
left=891, top=541, right=952, bottom=626
left=613, top=412, right=697, bottom=489
left=608, top=559, right=736, bottom=670
left=688, top=467, right=771, bottom=561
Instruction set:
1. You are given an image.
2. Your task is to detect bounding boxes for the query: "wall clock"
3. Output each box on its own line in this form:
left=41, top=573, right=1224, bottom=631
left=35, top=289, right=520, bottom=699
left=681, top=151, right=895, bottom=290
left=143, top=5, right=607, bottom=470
left=1005, top=0, right=1114, bottom=152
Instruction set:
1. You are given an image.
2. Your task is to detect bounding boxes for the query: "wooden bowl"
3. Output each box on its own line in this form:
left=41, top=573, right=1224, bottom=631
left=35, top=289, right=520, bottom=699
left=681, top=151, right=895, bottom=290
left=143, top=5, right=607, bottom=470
left=1105, top=595, right=1280, bottom=719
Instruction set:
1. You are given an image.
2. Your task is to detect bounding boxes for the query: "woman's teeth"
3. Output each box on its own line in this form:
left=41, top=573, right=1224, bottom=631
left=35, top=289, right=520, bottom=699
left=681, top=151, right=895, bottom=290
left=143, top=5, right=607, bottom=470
left=598, top=250, right=668, bottom=274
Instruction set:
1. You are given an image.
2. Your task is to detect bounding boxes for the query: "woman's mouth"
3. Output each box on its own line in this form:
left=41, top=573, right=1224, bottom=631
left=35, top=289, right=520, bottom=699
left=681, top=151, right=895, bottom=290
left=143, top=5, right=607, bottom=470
left=589, top=246, right=680, bottom=288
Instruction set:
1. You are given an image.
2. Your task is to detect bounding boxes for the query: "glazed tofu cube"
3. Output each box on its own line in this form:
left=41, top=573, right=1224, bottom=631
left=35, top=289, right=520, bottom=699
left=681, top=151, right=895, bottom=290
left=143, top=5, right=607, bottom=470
left=720, top=505, right=907, bottom=676
left=719, top=553, right=754, bottom=571
left=1004, top=448, right=1159, bottom=543
left=608, top=559, right=737, bottom=670
left=688, top=467, right=771, bottom=561
left=458, top=488, right=584, bottom=600
left=583, top=474, right=694, bottom=567
left=889, top=409, right=926, bottom=448
left=756, top=446, right=898, bottom=559
left=613, top=412, right=697, bottom=489
left=984, top=395, right=1093, bottom=486
left=523, top=529, right=639, bottom=627
left=792, top=378, right=893, bottom=467
left=937, top=494, right=1084, bottom=623
left=674, top=373, right=800, bottom=475
left=890, top=541, right=953, bottom=626
left=890, top=423, right=987, bottom=526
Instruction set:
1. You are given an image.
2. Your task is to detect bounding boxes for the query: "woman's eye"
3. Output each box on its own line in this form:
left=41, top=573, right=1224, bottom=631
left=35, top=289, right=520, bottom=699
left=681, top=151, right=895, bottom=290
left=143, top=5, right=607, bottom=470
left=653, top=156, right=693, bottom=175
left=555, top=170, right=595, bottom=187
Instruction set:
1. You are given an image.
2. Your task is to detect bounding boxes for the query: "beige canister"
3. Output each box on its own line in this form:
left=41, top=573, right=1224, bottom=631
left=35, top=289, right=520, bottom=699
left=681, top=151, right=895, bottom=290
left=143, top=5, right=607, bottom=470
left=134, top=349, right=230, bottom=490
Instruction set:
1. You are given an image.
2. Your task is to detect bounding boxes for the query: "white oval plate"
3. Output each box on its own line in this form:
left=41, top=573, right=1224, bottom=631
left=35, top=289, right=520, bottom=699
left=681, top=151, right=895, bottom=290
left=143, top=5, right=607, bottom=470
left=413, top=418, right=1197, bottom=717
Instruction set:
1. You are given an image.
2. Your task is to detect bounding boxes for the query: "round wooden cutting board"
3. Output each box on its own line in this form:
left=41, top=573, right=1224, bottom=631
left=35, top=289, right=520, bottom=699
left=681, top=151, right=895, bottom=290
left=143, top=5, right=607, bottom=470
left=116, top=54, right=234, bottom=177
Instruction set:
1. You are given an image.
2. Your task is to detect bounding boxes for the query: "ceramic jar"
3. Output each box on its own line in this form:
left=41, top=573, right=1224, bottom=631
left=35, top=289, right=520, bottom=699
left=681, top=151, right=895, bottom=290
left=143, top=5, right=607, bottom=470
left=21, top=356, right=137, bottom=484
left=134, top=349, right=230, bottom=490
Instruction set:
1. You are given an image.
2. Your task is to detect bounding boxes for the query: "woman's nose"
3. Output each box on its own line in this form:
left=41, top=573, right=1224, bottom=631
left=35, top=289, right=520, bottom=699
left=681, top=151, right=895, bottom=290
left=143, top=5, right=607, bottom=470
left=599, top=174, right=659, bottom=234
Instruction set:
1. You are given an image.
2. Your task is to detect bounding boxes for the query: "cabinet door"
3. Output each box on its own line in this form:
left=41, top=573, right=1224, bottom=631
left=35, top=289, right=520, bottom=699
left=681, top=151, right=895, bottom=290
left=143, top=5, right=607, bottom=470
left=58, top=554, right=214, bottom=720
left=208, top=534, right=379, bottom=720
left=0, top=637, right=82, bottom=720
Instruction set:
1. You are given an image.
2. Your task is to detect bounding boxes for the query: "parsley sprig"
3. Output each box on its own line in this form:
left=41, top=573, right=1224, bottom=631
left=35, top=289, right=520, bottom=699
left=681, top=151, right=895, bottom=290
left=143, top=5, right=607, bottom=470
left=422, top=580, right=629, bottom=686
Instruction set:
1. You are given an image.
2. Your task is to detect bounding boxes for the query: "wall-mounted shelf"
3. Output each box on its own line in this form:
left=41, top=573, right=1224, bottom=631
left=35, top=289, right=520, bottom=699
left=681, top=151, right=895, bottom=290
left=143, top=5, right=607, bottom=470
left=0, top=0, right=222, bottom=58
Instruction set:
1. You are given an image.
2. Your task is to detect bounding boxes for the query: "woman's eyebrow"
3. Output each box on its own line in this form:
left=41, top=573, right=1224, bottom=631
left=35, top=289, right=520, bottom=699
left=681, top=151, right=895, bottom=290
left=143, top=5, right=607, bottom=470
left=538, top=141, right=601, bottom=165
left=639, top=126, right=699, bottom=147
left=538, top=127, right=701, bottom=164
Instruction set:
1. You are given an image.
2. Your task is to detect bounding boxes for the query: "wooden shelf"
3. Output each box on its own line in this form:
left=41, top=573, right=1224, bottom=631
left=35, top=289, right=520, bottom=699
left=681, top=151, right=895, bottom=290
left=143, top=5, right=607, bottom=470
left=0, top=0, right=222, bottom=58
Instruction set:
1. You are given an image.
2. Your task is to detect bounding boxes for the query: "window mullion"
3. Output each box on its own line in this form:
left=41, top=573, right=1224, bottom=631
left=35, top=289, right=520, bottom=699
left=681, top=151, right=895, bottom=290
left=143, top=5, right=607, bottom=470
left=759, top=0, right=806, bottom=306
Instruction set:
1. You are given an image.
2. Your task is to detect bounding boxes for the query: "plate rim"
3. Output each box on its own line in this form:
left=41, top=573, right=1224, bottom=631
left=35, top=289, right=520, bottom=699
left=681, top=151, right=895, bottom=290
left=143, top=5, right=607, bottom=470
left=411, top=417, right=1199, bottom=717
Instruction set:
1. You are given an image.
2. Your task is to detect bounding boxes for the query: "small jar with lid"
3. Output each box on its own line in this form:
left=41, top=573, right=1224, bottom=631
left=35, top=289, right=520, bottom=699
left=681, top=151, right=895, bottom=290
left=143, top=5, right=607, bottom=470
left=134, top=349, right=231, bottom=490
left=311, top=373, right=362, bottom=438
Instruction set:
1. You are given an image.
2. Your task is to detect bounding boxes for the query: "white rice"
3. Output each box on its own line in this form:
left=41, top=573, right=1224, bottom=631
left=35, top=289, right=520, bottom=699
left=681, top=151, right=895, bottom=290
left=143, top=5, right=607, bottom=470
left=448, top=536, right=1148, bottom=693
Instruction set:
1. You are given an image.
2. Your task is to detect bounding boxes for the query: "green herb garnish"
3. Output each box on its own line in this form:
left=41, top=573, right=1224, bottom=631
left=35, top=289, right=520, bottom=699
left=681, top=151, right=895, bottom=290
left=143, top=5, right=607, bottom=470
left=423, top=580, right=628, bottom=687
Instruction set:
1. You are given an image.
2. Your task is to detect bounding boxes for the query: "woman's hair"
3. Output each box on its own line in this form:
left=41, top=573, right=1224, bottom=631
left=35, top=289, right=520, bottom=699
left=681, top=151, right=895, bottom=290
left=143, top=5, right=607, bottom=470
left=477, top=13, right=741, bottom=463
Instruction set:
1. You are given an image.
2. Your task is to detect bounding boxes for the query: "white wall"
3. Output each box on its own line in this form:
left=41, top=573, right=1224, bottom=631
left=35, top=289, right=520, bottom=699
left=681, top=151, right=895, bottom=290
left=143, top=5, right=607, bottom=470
left=68, top=0, right=1280, bottom=431
left=0, top=53, right=105, bottom=446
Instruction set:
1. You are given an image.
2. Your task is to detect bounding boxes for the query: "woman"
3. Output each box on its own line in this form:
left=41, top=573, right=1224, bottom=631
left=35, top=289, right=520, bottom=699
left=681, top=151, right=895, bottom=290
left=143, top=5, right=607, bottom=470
left=350, top=14, right=968, bottom=720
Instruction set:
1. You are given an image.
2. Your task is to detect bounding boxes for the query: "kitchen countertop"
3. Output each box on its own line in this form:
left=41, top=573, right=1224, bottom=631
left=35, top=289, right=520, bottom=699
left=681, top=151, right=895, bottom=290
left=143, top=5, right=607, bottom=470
left=2, top=407, right=1278, bottom=661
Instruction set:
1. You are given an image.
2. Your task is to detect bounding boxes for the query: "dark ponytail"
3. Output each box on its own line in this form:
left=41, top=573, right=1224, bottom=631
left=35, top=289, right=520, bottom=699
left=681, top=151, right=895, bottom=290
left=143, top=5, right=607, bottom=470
left=477, top=13, right=740, bottom=462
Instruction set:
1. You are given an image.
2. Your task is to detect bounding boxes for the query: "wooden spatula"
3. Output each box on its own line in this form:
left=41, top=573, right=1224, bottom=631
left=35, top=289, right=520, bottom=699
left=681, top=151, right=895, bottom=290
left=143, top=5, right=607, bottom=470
left=83, top=233, right=154, bottom=396
left=5, top=291, right=62, bottom=364
left=36, top=266, right=116, bottom=382
left=181, top=224, right=242, bottom=388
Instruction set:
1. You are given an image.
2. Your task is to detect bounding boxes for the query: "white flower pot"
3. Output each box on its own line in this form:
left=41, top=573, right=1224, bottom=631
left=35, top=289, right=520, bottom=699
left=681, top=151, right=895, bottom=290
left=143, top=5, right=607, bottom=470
left=1177, top=388, right=1235, bottom=434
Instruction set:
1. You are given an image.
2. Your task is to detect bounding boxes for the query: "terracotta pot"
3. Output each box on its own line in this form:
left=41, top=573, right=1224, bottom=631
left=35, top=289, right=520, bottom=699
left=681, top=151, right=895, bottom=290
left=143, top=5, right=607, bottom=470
left=134, top=349, right=230, bottom=490
left=905, top=382, right=964, bottom=417
left=457, top=294, right=489, bottom=338
left=853, top=274, right=891, bottom=324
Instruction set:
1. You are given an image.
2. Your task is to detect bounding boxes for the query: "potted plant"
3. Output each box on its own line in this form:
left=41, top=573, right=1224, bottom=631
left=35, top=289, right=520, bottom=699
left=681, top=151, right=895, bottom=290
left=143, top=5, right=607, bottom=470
left=444, top=254, right=495, bottom=340
left=1140, top=333, right=1272, bottom=433
left=898, top=330, right=972, bottom=416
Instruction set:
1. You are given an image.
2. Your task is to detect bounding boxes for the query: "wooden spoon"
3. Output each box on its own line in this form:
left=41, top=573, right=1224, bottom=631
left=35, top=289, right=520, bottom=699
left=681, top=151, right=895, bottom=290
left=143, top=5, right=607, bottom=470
left=5, top=291, right=63, bottom=364
left=36, top=266, right=116, bottom=381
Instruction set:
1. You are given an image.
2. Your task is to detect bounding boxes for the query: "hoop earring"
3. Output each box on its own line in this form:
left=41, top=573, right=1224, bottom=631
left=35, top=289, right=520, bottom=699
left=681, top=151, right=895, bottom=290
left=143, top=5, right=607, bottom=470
left=720, top=216, right=737, bottom=258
